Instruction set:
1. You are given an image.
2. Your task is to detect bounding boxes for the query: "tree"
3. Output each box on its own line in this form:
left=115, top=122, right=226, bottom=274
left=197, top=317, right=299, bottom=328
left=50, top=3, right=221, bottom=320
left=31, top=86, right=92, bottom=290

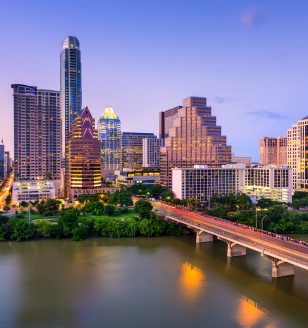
left=44, top=199, right=61, bottom=212
left=161, top=190, right=174, bottom=202
left=5, top=194, right=11, bottom=206
left=59, top=209, right=78, bottom=236
left=134, top=200, right=153, bottom=213
left=171, top=198, right=182, bottom=207
left=71, top=224, right=88, bottom=241
left=45, top=172, right=52, bottom=180
left=36, top=220, right=53, bottom=238
left=36, top=203, right=45, bottom=215
left=11, top=220, right=35, bottom=242
left=104, top=204, right=116, bottom=216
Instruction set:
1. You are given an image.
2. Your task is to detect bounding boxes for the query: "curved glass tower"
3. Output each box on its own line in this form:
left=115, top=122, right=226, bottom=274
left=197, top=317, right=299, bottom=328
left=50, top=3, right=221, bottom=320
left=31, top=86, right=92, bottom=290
left=97, top=107, right=121, bottom=170
left=60, top=36, right=82, bottom=161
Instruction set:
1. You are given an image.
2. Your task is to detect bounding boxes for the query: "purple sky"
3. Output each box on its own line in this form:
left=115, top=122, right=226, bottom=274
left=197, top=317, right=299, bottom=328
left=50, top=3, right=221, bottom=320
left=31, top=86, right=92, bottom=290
left=1, top=0, right=307, bottom=161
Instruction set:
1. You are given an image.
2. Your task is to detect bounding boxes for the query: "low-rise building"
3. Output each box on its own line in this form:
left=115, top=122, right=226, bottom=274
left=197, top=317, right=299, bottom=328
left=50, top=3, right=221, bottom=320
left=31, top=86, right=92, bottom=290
left=231, top=153, right=252, bottom=167
left=172, top=163, right=292, bottom=203
left=12, top=180, right=56, bottom=205
left=115, top=168, right=160, bottom=187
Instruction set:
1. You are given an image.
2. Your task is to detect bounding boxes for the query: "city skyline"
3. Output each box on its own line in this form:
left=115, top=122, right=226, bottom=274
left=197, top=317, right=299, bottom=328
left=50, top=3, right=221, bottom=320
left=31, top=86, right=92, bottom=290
left=1, top=0, right=308, bottom=162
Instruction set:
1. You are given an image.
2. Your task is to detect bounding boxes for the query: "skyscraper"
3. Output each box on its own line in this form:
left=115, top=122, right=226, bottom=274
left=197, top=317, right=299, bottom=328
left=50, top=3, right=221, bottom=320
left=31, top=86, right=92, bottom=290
left=160, top=96, right=232, bottom=189
left=143, top=137, right=163, bottom=167
left=288, top=117, right=308, bottom=191
left=97, top=107, right=121, bottom=170
left=60, top=36, right=82, bottom=160
left=259, top=136, right=287, bottom=166
left=12, top=84, right=61, bottom=193
left=120, top=132, right=156, bottom=169
left=65, top=107, right=101, bottom=200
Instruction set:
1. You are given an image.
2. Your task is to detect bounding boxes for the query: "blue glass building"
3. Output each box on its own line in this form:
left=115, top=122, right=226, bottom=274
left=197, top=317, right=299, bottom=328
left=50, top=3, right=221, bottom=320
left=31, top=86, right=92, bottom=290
left=60, top=36, right=82, bottom=160
left=97, top=107, right=121, bottom=170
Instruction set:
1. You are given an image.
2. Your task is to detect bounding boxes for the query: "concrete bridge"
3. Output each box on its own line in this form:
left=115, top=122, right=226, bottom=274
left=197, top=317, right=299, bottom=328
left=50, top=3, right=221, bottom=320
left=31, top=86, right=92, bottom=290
left=162, top=212, right=308, bottom=278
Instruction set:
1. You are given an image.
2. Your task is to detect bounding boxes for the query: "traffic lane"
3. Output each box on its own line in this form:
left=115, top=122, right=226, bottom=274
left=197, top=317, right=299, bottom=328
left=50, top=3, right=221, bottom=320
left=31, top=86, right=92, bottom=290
left=153, top=203, right=308, bottom=259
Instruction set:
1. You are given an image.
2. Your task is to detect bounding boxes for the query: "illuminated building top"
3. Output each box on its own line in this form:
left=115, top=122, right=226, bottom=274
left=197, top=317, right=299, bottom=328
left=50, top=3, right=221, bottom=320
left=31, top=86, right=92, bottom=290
left=103, top=106, right=118, bottom=120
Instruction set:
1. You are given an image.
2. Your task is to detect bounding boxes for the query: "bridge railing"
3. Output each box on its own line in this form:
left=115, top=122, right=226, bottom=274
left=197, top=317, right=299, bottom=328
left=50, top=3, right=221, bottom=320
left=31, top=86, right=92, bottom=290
left=167, top=215, right=308, bottom=268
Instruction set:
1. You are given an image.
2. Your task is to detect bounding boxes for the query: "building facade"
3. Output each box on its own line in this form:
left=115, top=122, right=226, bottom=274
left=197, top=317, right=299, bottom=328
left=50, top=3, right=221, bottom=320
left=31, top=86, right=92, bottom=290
left=231, top=153, right=252, bottom=167
left=12, top=180, right=55, bottom=205
left=159, top=106, right=181, bottom=144
left=160, top=96, right=232, bottom=189
left=97, top=106, right=121, bottom=170
left=143, top=137, right=163, bottom=167
left=0, top=144, right=4, bottom=180
left=120, top=132, right=156, bottom=169
left=172, top=163, right=292, bottom=204
left=65, top=107, right=102, bottom=200
left=288, top=117, right=308, bottom=191
left=259, top=136, right=287, bottom=166
left=4, top=151, right=12, bottom=175
left=60, top=36, right=82, bottom=161
left=115, top=168, right=160, bottom=187
left=12, top=84, right=61, bottom=194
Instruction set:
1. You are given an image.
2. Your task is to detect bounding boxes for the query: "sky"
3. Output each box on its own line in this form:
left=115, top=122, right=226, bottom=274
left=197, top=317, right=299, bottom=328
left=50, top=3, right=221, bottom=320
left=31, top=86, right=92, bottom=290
left=0, top=0, right=307, bottom=162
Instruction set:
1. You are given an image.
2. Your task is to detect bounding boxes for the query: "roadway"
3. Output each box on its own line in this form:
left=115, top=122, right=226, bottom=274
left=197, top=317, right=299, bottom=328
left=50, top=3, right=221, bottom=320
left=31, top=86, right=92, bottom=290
left=151, top=201, right=308, bottom=269
left=0, top=171, right=14, bottom=211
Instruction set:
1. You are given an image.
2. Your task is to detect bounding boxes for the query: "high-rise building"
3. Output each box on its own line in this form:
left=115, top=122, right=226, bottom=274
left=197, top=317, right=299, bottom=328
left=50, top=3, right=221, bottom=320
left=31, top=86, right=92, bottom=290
left=65, top=107, right=102, bottom=200
left=120, top=132, right=156, bottom=169
left=4, top=151, right=11, bottom=174
left=288, top=117, right=308, bottom=191
left=12, top=84, right=61, bottom=193
left=60, top=36, right=82, bottom=161
left=259, top=136, right=287, bottom=166
left=159, top=106, right=181, bottom=145
left=97, top=106, right=121, bottom=170
left=0, top=144, right=4, bottom=180
left=160, top=96, right=232, bottom=189
left=143, top=137, right=163, bottom=167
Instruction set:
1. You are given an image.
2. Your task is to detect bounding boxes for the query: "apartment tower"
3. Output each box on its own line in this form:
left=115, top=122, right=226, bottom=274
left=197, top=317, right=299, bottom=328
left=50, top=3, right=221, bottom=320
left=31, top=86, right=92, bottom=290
left=60, top=36, right=82, bottom=161
left=97, top=106, right=121, bottom=170
left=65, top=107, right=101, bottom=200
left=0, top=144, right=4, bottom=180
left=259, top=136, right=287, bottom=166
left=12, top=84, right=61, bottom=191
left=288, top=117, right=308, bottom=191
left=143, top=137, right=163, bottom=167
left=120, top=132, right=156, bottom=169
left=160, top=96, right=232, bottom=189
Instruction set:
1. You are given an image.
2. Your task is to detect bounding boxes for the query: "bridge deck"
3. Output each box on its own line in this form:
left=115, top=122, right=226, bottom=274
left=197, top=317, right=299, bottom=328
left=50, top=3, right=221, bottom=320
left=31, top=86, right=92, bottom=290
left=151, top=201, right=308, bottom=271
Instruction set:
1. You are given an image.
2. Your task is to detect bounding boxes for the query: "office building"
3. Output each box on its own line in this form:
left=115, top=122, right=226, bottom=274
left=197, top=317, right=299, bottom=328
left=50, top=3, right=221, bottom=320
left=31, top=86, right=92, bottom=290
left=4, top=151, right=12, bottom=174
left=160, top=96, right=232, bottom=189
left=159, top=106, right=181, bottom=144
left=231, top=153, right=252, bottom=167
left=12, top=180, right=55, bottom=205
left=288, top=117, right=308, bottom=191
left=143, top=137, right=163, bottom=167
left=97, top=106, right=121, bottom=170
left=120, top=132, right=156, bottom=169
left=65, top=107, right=102, bottom=200
left=60, top=36, right=82, bottom=161
left=12, top=84, right=61, bottom=194
left=172, top=163, right=292, bottom=204
left=259, top=136, right=287, bottom=166
left=115, top=167, right=160, bottom=187
left=0, top=144, right=4, bottom=180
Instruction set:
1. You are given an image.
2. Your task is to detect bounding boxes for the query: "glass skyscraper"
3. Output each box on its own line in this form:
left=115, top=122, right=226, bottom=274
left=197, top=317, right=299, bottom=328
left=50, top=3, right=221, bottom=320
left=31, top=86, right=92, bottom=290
left=60, top=36, right=82, bottom=160
left=0, top=144, right=5, bottom=180
left=97, top=107, right=121, bottom=170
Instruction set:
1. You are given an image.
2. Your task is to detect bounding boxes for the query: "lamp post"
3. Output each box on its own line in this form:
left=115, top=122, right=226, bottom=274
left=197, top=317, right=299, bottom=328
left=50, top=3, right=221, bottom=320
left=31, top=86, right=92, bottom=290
left=255, top=205, right=258, bottom=228
left=28, top=190, right=31, bottom=224
left=261, top=215, right=267, bottom=256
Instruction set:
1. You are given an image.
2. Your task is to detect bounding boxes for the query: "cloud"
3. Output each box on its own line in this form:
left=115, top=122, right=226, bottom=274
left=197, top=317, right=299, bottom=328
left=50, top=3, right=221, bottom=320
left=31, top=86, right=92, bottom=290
left=240, top=7, right=265, bottom=29
left=246, top=110, right=289, bottom=120
left=212, top=96, right=238, bottom=104
left=271, top=51, right=285, bottom=60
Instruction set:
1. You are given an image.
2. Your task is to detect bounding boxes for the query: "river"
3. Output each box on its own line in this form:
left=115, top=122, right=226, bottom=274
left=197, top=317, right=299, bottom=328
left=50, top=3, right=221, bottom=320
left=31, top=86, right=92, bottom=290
left=0, top=234, right=308, bottom=328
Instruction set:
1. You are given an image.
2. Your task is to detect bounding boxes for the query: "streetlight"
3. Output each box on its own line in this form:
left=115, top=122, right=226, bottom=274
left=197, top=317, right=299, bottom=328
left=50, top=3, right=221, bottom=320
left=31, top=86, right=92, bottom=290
left=261, top=215, right=267, bottom=256
left=255, top=204, right=258, bottom=228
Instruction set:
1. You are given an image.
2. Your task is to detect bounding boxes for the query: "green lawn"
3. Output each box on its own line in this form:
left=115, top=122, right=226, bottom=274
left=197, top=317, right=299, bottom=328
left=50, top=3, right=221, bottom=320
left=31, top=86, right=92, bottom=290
left=10, top=209, right=138, bottom=223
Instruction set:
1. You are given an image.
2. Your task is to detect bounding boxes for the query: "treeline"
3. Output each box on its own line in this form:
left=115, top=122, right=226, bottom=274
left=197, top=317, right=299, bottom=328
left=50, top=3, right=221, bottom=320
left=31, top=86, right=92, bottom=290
left=0, top=200, right=183, bottom=242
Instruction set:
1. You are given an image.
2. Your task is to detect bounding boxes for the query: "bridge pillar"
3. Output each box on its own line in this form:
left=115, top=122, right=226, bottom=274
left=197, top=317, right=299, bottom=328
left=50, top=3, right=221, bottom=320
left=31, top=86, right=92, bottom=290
left=196, top=231, right=213, bottom=243
left=227, top=243, right=246, bottom=257
left=264, top=255, right=294, bottom=277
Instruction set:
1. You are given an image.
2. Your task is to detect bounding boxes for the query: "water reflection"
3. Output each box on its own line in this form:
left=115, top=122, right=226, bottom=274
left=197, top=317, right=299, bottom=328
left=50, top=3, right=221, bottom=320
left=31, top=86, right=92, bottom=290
left=235, top=295, right=278, bottom=328
left=175, top=261, right=206, bottom=301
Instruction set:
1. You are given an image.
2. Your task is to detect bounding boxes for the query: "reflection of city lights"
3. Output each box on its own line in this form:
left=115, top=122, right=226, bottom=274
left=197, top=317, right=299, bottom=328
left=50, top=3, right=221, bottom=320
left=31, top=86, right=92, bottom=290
left=235, top=295, right=278, bottom=328
left=176, top=261, right=206, bottom=301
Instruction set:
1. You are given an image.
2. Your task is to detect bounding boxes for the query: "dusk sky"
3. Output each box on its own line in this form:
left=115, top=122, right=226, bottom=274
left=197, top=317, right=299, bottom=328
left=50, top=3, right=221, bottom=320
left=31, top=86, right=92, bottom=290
left=1, top=0, right=307, bottom=162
